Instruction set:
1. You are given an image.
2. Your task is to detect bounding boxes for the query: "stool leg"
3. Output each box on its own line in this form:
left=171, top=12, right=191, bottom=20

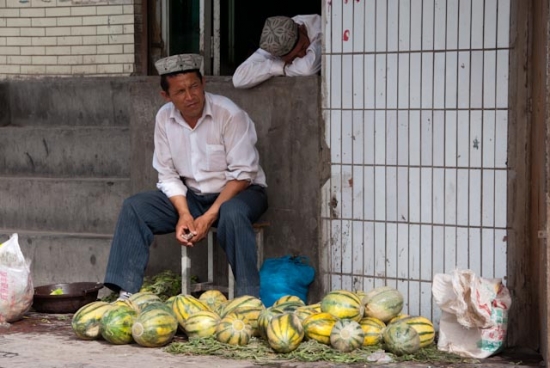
left=228, top=266, right=235, bottom=300
left=255, top=228, right=264, bottom=269
left=181, top=246, right=191, bottom=295
left=208, top=230, right=215, bottom=284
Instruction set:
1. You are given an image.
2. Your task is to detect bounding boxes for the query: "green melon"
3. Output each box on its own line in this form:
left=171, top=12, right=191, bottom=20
left=383, top=321, right=421, bottom=356
left=131, top=306, right=178, bottom=347
left=219, top=295, right=264, bottom=318
left=100, top=304, right=137, bottom=345
left=330, top=319, right=365, bottom=352
left=321, top=290, right=364, bottom=322
left=362, top=286, right=404, bottom=322
left=302, top=312, right=338, bottom=345
left=257, top=306, right=285, bottom=340
left=359, top=316, right=386, bottom=346
left=71, top=301, right=114, bottom=340
left=172, top=294, right=211, bottom=330
left=266, top=312, right=304, bottom=353
left=128, top=291, right=162, bottom=312
left=216, top=312, right=252, bottom=346
left=184, top=310, right=221, bottom=338
left=273, top=295, right=305, bottom=307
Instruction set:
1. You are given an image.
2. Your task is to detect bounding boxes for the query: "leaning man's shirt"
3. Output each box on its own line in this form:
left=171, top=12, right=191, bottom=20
left=153, top=92, right=267, bottom=198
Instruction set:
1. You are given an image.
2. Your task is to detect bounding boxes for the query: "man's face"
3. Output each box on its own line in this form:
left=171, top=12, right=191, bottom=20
left=282, top=25, right=310, bottom=65
left=161, top=72, right=205, bottom=124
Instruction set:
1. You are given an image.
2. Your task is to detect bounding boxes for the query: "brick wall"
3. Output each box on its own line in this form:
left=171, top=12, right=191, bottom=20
left=0, top=0, right=135, bottom=78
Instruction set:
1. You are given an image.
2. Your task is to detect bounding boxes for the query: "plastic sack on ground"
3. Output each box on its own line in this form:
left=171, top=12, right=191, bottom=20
left=0, top=233, right=34, bottom=327
left=432, top=269, right=511, bottom=359
left=259, top=255, right=315, bottom=307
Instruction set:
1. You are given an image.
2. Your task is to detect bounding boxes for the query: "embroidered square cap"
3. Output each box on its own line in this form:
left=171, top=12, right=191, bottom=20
left=259, top=16, right=299, bottom=57
left=154, top=54, right=203, bottom=75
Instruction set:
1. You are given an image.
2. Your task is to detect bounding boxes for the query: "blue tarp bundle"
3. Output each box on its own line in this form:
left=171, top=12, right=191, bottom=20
left=259, top=255, right=315, bottom=307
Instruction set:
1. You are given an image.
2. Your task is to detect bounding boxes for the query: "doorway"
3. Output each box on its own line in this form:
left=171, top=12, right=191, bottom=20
left=219, top=0, right=321, bottom=75
left=148, top=0, right=320, bottom=76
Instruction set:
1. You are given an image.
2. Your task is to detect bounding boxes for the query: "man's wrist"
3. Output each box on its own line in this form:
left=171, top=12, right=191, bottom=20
left=270, top=59, right=286, bottom=75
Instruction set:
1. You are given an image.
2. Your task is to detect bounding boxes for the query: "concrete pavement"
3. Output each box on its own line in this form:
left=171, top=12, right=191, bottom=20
left=0, top=312, right=543, bottom=368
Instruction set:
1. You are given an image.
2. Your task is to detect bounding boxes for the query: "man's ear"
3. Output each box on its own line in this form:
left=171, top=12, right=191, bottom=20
left=160, top=90, right=171, bottom=101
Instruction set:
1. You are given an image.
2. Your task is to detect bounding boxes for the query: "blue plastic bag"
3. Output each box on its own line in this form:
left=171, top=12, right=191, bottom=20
left=259, top=255, right=315, bottom=307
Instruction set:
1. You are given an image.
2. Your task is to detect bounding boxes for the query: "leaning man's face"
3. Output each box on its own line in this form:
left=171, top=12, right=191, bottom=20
left=164, top=72, right=206, bottom=123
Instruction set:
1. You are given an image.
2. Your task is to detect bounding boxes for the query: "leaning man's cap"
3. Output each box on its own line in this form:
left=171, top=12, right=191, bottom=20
left=259, top=16, right=299, bottom=57
left=154, top=54, right=203, bottom=75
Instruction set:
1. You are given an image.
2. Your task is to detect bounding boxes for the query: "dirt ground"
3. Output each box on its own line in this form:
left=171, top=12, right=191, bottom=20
left=0, top=312, right=544, bottom=368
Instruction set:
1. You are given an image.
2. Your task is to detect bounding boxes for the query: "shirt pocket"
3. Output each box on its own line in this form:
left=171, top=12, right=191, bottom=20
left=205, top=144, right=227, bottom=172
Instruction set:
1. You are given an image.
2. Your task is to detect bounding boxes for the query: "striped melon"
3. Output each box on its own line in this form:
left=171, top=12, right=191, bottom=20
left=220, top=295, right=264, bottom=318
left=388, top=313, right=409, bottom=324
left=383, top=321, right=421, bottom=356
left=184, top=310, right=221, bottom=338
left=140, top=301, right=177, bottom=318
left=295, top=306, right=317, bottom=322
left=199, top=290, right=227, bottom=311
left=71, top=301, right=114, bottom=340
left=128, top=291, right=162, bottom=311
left=273, top=295, right=305, bottom=307
left=164, top=295, right=177, bottom=315
left=307, top=302, right=322, bottom=313
left=111, top=298, right=139, bottom=312
left=271, top=300, right=304, bottom=313
left=232, top=306, right=264, bottom=337
left=391, top=315, right=435, bottom=348
left=214, top=300, right=228, bottom=316
left=330, top=319, right=365, bottom=352
left=131, top=306, right=178, bottom=347
left=362, top=286, right=404, bottom=322
left=100, top=304, right=137, bottom=345
left=359, top=317, right=386, bottom=346
left=302, top=312, right=338, bottom=345
left=172, top=294, right=211, bottom=330
left=266, top=313, right=304, bottom=353
left=258, top=306, right=285, bottom=340
left=321, top=290, right=364, bottom=322
left=216, top=312, right=252, bottom=346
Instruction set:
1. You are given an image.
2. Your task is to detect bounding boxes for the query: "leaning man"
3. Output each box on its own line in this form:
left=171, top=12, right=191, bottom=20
left=104, top=54, right=268, bottom=300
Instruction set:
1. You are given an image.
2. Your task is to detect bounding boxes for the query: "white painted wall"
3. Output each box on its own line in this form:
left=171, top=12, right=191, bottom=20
left=321, top=0, right=510, bottom=323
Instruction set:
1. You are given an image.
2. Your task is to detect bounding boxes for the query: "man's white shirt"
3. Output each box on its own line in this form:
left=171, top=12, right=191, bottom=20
left=153, top=92, right=267, bottom=198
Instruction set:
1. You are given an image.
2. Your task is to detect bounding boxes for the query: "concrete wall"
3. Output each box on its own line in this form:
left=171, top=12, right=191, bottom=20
left=0, top=75, right=325, bottom=303
left=0, top=0, right=135, bottom=78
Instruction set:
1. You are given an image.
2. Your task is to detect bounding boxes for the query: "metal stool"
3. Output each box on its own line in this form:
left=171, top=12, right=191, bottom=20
left=181, top=222, right=268, bottom=299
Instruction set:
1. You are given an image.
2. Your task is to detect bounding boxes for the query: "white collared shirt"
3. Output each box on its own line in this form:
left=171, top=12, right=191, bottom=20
left=232, top=14, right=322, bottom=89
left=153, top=92, right=267, bottom=197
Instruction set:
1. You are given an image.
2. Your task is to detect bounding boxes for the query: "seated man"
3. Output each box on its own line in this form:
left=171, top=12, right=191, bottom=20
left=232, top=14, right=322, bottom=89
left=104, top=54, right=268, bottom=299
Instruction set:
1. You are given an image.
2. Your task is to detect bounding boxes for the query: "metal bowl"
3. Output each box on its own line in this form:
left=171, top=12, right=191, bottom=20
left=32, top=282, right=104, bottom=314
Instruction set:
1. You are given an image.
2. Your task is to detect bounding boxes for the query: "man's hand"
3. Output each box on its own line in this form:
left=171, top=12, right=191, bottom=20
left=175, top=212, right=197, bottom=247
left=190, top=212, right=218, bottom=243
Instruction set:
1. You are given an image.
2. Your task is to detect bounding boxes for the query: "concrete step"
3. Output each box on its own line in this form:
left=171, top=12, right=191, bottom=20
left=4, top=78, right=132, bottom=128
left=0, top=177, right=130, bottom=234
left=0, top=231, right=111, bottom=291
left=0, top=126, right=130, bottom=177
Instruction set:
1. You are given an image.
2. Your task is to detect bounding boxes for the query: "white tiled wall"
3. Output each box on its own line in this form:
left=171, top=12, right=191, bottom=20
left=0, top=0, right=135, bottom=78
left=321, top=0, right=510, bottom=322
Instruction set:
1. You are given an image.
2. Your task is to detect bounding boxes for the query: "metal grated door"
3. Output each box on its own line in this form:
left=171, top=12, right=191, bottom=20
left=321, top=0, right=511, bottom=323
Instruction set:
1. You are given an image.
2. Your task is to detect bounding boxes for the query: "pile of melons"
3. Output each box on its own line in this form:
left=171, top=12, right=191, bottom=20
left=70, top=286, right=436, bottom=356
